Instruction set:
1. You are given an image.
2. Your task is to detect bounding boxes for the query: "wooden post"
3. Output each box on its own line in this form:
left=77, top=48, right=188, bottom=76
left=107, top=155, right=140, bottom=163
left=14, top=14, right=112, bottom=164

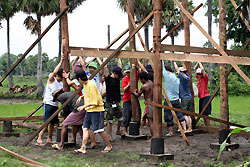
left=219, top=0, right=229, bottom=130
left=182, top=0, right=195, bottom=125
left=60, top=0, right=70, bottom=92
left=128, top=0, right=140, bottom=122
left=151, top=0, right=163, bottom=154
left=108, top=25, right=110, bottom=44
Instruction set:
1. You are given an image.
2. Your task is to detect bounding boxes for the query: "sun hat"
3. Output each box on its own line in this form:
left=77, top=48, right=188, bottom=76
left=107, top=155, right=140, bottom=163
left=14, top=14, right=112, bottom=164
left=124, top=65, right=130, bottom=73
left=52, top=89, right=64, bottom=102
left=196, top=68, right=202, bottom=74
left=88, top=62, right=98, bottom=69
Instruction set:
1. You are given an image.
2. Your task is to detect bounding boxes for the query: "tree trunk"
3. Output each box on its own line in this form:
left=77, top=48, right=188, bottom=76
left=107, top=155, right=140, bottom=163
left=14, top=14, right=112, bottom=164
left=152, top=0, right=162, bottom=138
left=37, top=15, right=44, bottom=96
left=128, top=0, right=140, bottom=122
left=58, top=19, right=62, bottom=62
left=108, top=25, right=110, bottom=44
left=208, top=0, right=214, bottom=89
left=60, top=0, right=70, bottom=92
left=219, top=0, right=229, bottom=130
left=7, top=17, right=14, bottom=87
left=144, top=24, right=149, bottom=50
left=170, top=33, right=175, bottom=69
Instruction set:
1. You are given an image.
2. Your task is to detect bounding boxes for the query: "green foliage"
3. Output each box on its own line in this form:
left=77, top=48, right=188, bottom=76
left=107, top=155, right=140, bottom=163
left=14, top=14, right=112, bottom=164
left=217, top=127, right=250, bottom=161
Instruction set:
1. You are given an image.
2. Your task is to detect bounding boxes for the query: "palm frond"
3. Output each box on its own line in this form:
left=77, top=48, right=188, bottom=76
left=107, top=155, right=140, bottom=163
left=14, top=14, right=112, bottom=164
left=23, top=16, right=40, bottom=35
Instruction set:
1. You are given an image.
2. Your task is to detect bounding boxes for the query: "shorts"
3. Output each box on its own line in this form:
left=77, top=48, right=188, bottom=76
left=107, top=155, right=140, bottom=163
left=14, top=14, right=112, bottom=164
left=44, top=104, right=59, bottom=124
left=83, top=111, right=105, bottom=133
left=163, top=99, right=185, bottom=127
left=62, top=110, right=86, bottom=126
left=181, top=97, right=193, bottom=115
left=106, top=102, right=123, bottom=123
left=199, top=96, right=212, bottom=115
left=122, top=101, right=132, bottom=127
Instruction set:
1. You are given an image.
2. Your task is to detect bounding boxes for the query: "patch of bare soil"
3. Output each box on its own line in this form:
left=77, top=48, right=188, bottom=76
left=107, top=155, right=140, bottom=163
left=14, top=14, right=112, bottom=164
left=0, top=125, right=249, bottom=167
left=0, top=98, right=41, bottom=105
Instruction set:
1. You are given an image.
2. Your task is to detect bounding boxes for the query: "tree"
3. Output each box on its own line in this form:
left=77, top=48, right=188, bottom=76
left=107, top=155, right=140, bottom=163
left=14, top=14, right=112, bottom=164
left=0, top=0, right=18, bottom=87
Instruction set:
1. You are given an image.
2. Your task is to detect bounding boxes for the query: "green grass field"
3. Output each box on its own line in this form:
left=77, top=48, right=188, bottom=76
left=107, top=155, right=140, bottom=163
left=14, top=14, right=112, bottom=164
left=0, top=96, right=249, bottom=126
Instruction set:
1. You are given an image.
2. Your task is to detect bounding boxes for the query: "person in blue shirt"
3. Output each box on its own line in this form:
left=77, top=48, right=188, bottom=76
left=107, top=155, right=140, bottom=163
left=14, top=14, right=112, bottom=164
left=174, top=62, right=192, bottom=133
left=162, top=61, right=186, bottom=136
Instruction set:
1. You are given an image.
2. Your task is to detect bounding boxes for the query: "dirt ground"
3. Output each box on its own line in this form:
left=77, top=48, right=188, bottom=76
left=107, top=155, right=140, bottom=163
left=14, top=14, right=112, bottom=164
left=0, top=99, right=249, bottom=166
left=0, top=125, right=249, bottom=167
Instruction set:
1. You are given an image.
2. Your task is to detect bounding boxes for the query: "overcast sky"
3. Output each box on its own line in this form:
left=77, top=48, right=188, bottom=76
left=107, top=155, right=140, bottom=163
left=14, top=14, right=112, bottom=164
left=0, top=0, right=219, bottom=61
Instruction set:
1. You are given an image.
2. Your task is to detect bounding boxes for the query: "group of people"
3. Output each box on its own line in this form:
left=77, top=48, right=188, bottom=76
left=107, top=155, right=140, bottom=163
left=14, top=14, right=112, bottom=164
left=37, top=55, right=212, bottom=154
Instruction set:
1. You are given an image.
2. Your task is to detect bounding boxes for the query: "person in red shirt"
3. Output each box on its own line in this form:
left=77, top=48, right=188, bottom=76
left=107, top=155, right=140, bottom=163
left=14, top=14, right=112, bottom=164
left=121, top=65, right=131, bottom=135
left=194, top=62, right=211, bottom=126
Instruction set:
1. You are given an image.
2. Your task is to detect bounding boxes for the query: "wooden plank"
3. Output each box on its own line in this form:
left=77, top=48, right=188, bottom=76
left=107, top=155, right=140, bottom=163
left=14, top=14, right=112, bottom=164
left=161, top=44, right=250, bottom=57
left=172, top=0, right=250, bottom=86
left=145, top=101, right=246, bottom=128
left=0, top=146, right=48, bottom=167
left=0, top=116, right=43, bottom=121
left=196, top=126, right=250, bottom=136
left=13, top=122, right=40, bottom=130
left=0, top=8, right=68, bottom=85
left=70, top=48, right=250, bottom=65
left=23, top=9, right=154, bottom=147
left=23, top=103, right=43, bottom=123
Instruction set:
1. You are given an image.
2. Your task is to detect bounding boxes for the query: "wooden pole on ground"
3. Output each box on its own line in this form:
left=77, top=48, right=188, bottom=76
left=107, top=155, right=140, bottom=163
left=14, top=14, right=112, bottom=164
left=219, top=0, right=229, bottom=130
left=23, top=9, right=154, bottom=146
left=0, top=8, right=68, bottom=86
left=162, top=89, right=189, bottom=145
left=128, top=0, right=140, bottom=122
left=60, top=0, right=70, bottom=92
left=0, top=146, right=48, bottom=167
left=151, top=0, right=163, bottom=154
left=145, top=101, right=246, bottom=128
left=23, top=103, right=43, bottom=123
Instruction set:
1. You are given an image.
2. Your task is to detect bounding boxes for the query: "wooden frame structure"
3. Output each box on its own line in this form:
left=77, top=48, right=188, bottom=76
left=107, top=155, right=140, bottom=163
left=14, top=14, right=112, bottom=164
left=0, top=0, right=249, bottom=151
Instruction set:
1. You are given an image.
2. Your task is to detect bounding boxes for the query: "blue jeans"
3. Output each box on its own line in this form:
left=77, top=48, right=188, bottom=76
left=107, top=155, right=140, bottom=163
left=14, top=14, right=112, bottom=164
left=43, top=104, right=59, bottom=124
left=164, top=99, right=185, bottom=127
left=122, top=101, right=132, bottom=127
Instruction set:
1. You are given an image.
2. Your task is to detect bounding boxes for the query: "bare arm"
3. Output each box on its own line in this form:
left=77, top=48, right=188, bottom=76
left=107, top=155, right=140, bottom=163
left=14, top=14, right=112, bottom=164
left=193, top=62, right=199, bottom=72
left=79, top=56, right=87, bottom=71
left=199, top=62, right=206, bottom=77
left=96, top=57, right=103, bottom=75
left=118, top=58, right=122, bottom=69
left=103, top=58, right=109, bottom=78
left=174, top=62, right=180, bottom=74
left=72, top=56, right=79, bottom=68
left=137, top=59, right=147, bottom=72
left=48, top=55, right=64, bottom=83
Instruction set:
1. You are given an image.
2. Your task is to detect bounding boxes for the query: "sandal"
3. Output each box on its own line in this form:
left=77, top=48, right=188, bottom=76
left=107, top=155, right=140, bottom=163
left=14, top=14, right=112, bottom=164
left=166, top=133, right=173, bottom=137
left=86, top=144, right=98, bottom=149
left=51, top=143, right=63, bottom=150
left=74, top=149, right=86, bottom=154
left=35, top=141, right=46, bottom=147
left=101, top=146, right=112, bottom=153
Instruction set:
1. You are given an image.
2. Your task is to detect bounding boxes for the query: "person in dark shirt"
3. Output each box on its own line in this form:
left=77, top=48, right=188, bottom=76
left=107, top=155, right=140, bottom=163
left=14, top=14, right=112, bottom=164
left=104, top=58, right=123, bottom=141
left=51, top=90, right=86, bottom=150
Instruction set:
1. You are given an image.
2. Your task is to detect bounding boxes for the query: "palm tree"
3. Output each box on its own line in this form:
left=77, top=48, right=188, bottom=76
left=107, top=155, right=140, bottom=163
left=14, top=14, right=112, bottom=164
left=0, top=0, right=17, bottom=87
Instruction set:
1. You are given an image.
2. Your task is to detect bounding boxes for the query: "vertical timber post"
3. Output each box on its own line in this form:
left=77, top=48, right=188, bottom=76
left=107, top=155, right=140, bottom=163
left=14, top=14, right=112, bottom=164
left=219, top=0, right=230, bottom=143
left=128, top=0, right=140, bottom=135
left=151, top=0, right=163, bottom=154
left=60, top=0, right=70, bottom=92
left=182, top=0, right=196, bottom=128
left=108, top=25, right=110, bottom=45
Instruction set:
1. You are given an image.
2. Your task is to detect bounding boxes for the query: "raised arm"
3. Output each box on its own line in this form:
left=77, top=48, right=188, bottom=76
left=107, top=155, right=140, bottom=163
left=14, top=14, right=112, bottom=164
left=162, top=60, right=167, bottom=74
left=48, top=55, right=64, bottom=83
left=118, top=58, right=122, bottom=69
left=79, top=56, right=87, bottom=71
left=199, top=62, right=206, bottom=77
left=137, top=59, right=147, bottom=72
left=193, top=62, right=199, bottom=72
left=103, top=58, right=109, bottom=78
left=174, top=61, right=180, bottom=74
left=96, top=57, right=103, bottom=75
left=72, top=56, right=79, bottom=69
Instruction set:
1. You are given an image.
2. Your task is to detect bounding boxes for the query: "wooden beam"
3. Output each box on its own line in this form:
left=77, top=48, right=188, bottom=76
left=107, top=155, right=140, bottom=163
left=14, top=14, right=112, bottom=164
left=145, top=101, right=246, bottom=128
left=23, top=103, right=43, bottom=123
left=0, top=8, right=68, bottom=86
left=0, top=116, right=43, bottom=121
left=70, top=48, right=250, bottom=66
left=161, top=44, right=250, bottom=57
left=172, top=0, right=250, bottom=86
left=23, top=9, right=154, bottom=147
left=196, top=126, right=250, bottom=136
left=13, top=122, right=40, bottom=130
left=0, top=146, right=48, bottom=167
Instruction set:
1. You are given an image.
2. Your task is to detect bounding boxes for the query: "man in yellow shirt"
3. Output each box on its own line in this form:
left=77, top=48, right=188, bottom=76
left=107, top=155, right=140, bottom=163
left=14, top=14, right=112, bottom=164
left=74, top=70, right=112, bottom=154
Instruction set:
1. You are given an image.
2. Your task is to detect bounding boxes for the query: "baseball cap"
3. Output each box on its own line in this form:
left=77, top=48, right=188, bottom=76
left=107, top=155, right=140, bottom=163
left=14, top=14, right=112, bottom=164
left=145, top=64, right=153, bottom=72
left=124, top=65, right=130, bottom=73
left=113, top=66, right=124, bottom=78
left=52, top=89, right=64, bottom=102
left=88, top=62, right=98, bottom=69
left=179, top=67, right=187, bottom=72
left=196, top=68, right=202, bottom=74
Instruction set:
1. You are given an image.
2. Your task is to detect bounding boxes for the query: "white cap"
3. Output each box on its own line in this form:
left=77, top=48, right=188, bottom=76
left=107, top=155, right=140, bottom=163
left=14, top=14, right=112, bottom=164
left=179, top=67, right=187, bottom=72
left=196, top=68, right=202, bottom=74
